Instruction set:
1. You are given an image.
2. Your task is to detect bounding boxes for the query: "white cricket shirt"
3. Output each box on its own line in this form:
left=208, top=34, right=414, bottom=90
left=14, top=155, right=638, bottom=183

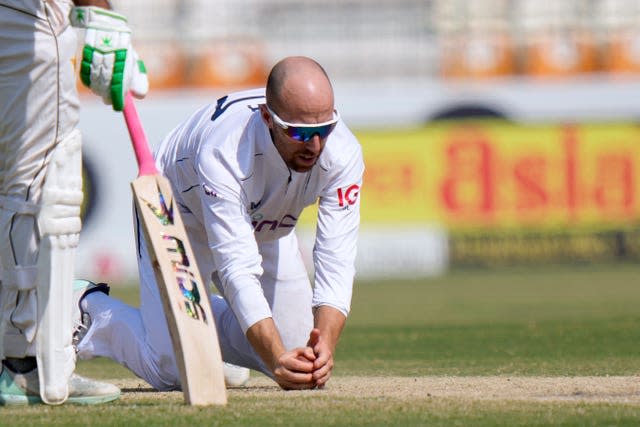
left=155, top=89, right=364, bottom=332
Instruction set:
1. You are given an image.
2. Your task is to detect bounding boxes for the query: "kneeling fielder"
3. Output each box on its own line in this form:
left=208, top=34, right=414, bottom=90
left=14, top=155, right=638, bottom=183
left=75, top=56, right=364, bottom=390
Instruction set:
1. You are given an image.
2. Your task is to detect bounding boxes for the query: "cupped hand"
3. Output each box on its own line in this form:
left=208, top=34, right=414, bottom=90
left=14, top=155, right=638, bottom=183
left=306, top=328, right=334, bottom=388
left=273, top=346, right=317, bottom=390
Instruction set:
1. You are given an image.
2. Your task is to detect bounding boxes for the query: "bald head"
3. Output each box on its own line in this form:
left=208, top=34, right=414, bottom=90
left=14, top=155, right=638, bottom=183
left=265, top=56, right=334, bottom=123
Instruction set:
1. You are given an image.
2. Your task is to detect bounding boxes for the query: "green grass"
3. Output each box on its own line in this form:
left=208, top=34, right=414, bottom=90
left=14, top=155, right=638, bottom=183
left=338, top=264, right=640, bottom=377
left=339, top=318, right=640, bottom=376
left=4, top=397, right=640, bottom=427
left=6, top=264, right=640, bottom=426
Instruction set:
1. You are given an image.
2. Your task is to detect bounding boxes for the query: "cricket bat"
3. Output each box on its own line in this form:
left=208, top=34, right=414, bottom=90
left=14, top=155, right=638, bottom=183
left=122, top=93, right=227, bottom=405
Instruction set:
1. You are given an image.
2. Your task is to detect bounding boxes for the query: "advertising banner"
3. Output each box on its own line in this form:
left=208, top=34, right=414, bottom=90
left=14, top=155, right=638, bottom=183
left=305, top=122, right=640, bottom=267
left=352, top=122, right=640, bottom=228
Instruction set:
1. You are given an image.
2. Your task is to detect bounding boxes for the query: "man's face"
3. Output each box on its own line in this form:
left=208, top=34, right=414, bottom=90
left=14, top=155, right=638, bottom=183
left=260, top=104, right=336, bottom=173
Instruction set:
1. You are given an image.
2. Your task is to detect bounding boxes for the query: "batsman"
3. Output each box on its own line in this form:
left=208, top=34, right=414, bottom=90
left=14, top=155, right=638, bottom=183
left=0, top=0, right=147, bottom=404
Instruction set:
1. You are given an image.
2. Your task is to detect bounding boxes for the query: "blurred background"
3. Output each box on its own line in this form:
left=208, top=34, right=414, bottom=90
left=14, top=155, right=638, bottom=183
left=76, top=0, right=640, bottom=282
left=112, top=0, right=640, bottom=94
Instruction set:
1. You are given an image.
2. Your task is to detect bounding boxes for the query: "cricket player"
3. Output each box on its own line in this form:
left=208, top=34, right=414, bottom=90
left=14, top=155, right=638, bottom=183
left=0, top=0, right=147, bottom=404
left=74, top=56, right=364, bottom=390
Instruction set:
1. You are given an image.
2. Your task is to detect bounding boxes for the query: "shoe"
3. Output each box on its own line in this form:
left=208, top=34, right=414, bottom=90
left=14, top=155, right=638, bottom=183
left=0, top=363, right=120, bottom=405
left=223, top=362, right=250, bottom=387
left=72, top=279, right=110, bottom=350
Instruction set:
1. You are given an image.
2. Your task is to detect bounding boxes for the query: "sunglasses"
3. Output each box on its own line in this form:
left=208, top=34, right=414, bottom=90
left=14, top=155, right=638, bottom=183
left=266, top=105, right=339, bottom=142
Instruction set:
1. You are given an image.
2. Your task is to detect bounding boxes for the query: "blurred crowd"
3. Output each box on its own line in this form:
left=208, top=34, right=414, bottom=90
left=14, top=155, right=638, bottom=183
left=104, top=0, right=640, bottom=89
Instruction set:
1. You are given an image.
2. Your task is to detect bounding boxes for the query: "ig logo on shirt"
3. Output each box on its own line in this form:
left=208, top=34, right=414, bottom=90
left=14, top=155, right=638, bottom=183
left=337, top=184, right=360, bottom=208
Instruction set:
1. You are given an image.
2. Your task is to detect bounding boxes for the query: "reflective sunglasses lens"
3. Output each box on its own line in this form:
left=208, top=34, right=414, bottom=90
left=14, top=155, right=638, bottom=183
left=286, top=123, right=336, bottom=142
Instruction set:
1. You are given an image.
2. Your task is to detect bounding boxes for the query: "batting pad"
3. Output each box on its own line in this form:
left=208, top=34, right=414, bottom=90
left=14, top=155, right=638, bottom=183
left=36, top=129, right=83, bottom=404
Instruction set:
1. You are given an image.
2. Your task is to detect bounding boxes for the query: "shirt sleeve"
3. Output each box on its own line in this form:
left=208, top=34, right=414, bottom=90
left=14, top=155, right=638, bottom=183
left=197, top=152, right=272, bottom=333
left=312, top=142, right=364, bottom=316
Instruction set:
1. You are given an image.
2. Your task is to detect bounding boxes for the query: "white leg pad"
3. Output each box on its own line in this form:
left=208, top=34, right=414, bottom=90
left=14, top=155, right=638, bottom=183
left=35, top=129, right=83, bottom=405
left=36, top=234, right=78, bottom=404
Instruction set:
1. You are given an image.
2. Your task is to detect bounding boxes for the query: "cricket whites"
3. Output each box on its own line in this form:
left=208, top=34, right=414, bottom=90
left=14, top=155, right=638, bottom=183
left=122, top=93, right=227, bottom=405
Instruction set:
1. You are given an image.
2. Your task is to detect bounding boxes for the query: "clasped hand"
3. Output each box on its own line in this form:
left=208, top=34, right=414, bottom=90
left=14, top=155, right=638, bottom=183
left=273, top=328, right=333, bottom=390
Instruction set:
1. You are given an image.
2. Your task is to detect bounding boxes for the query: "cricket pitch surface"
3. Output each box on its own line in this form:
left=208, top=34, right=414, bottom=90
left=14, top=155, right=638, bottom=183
left=115, top=376, right=640, bottom=404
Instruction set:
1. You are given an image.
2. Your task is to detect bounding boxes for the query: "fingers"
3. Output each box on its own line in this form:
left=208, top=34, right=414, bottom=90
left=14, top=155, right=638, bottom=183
left=309, top=333, right=331, bottom=370
left=306, top=329, right=334, bottom=387
left=129, top=50, right=149, bottom=98
left=307, top=328, right=321, bottom=349
left=300, top=346, right=317, bottom=362
left=273, top=333, right=336, bottom=390
left=273, top=348, right=317, bottom=390
left=289, top=349, right=315, bottom=371
left=274, top=369, right=315, bottom=390
left=313, top=366, right=332, bottom=388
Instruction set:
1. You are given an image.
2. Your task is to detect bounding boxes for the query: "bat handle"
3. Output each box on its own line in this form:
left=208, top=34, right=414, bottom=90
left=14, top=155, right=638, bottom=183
left=123, top=93, right=158, bottom=176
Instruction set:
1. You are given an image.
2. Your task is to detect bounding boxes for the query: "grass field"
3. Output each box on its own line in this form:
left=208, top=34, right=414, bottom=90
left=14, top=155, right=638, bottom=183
left=3, top=264, right=640, bottom=426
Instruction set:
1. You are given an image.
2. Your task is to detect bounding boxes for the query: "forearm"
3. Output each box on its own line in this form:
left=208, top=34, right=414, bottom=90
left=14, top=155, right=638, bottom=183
left=247, top=317, right=316, bottom=390
left=313, top=305, right=347, bottom=354
left=245, top=317, right=287, bottom=373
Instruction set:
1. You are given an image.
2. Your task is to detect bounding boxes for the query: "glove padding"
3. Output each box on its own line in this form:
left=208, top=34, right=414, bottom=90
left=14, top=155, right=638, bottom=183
left=71, top=6, right=148, bottom=111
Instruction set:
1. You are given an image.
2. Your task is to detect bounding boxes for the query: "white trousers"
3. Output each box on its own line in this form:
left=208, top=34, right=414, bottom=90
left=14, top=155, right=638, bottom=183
left=0, top=0, right=80, bottom=357
left=77, top=210, right=314, bottom=390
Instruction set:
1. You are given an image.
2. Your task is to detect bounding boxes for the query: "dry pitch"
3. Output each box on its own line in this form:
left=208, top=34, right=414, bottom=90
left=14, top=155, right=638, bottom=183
left=115, top=376, right=640, bottom=404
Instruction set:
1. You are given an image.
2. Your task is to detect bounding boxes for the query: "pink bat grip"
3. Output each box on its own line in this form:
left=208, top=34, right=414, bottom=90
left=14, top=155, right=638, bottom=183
left=123, top=93, right=158, bottom=176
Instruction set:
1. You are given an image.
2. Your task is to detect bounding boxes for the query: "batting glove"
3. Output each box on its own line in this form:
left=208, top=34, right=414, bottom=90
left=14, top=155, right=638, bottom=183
left=71, top=6, right=149, bottom=111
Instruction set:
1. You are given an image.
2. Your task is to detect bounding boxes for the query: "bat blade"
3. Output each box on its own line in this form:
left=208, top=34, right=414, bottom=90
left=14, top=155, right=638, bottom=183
left=132, top=174, right=227, bottom=405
